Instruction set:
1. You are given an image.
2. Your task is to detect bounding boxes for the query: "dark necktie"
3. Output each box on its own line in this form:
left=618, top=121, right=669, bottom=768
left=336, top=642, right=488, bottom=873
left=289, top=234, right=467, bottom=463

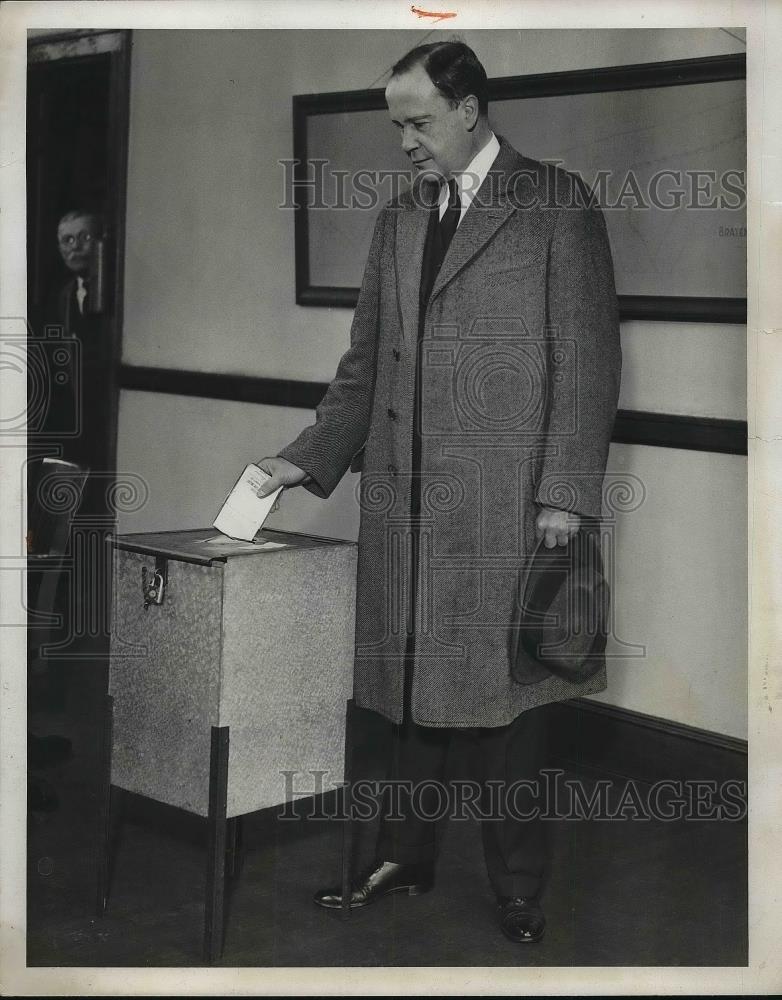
left=418, top=178, right=461, bottom=316
left=437, top=177, right=461, bottom=257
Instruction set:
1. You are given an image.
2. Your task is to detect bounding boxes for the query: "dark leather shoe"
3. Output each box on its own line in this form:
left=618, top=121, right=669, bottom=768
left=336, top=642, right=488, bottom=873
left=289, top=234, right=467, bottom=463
left=498, top=895, right=546, bottom=943
left=314, top=859, right=434, bottom=911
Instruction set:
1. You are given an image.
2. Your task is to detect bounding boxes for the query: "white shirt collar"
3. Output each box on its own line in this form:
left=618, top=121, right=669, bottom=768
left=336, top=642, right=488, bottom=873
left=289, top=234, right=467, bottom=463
left=438, top=131, right=501, bottom=223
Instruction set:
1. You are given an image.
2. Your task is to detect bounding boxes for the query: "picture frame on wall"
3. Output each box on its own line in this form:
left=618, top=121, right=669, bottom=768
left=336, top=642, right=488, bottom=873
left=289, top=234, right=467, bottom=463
left=292, top=53, right=746, bottom=325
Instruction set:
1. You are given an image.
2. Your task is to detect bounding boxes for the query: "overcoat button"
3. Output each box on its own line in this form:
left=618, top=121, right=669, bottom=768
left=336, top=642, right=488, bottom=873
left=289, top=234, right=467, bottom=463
left=392, top=348, right=401, bottom=361
left=387, top=408, right=397, bottom=420
left=387, top=463, right=397, bottom=474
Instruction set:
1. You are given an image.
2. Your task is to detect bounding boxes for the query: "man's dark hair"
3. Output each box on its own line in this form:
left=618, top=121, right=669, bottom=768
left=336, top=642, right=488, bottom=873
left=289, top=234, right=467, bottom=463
left=390, top=41, right=489, bottom=116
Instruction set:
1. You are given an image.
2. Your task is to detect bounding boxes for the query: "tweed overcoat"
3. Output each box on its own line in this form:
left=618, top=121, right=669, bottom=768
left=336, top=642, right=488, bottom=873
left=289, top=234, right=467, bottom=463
left=278, top=136, right=621, bottom=727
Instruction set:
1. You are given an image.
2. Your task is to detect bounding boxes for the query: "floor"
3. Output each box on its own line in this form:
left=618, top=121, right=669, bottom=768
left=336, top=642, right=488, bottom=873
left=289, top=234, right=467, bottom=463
left=26, top=640, right=748, bottom=969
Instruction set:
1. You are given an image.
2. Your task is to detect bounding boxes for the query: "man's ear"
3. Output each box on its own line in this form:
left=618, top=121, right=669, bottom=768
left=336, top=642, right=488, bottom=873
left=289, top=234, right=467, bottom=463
left=461, top=93, right=480, bottom=130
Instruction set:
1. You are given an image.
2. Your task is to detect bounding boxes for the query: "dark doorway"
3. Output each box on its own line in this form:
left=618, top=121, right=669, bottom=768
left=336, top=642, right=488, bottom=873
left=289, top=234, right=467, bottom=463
left=25, top=33, right=131, bottom=774
left=27, top=32, right=130, bottom=516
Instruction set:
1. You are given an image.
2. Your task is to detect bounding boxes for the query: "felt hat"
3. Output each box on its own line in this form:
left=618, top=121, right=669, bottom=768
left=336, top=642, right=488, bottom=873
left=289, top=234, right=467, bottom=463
left=511, top=528, right=610, bottom=685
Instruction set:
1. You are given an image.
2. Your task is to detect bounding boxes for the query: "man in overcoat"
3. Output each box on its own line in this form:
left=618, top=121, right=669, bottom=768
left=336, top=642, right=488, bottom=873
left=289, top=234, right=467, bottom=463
left=258, top=41, right=621, bottom=943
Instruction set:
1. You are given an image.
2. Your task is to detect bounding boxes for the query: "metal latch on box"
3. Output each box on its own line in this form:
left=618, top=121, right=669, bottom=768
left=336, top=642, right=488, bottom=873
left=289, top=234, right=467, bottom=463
left=142, top=556, right=168, bottom=610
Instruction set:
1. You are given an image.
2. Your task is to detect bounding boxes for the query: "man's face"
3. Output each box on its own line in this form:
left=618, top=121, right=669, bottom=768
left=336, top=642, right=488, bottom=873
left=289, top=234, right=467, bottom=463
left=385, top=65, right=474, bottom=183
left=57, top=214, right=98, bottom=275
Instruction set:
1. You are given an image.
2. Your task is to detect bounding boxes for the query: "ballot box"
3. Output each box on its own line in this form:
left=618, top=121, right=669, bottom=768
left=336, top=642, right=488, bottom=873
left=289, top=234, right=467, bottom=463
left=98, top=526, right=357, bottom=961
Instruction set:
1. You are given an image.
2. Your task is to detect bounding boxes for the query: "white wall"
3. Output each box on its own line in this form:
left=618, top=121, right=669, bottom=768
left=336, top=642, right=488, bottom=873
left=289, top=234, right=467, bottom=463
left=592, top=444, right=747, bottom=738
left=118, top=28, right=747, bottom=739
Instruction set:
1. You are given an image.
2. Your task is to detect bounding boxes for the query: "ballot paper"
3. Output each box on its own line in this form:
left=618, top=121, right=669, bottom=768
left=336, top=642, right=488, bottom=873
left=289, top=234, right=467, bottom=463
left=212, top=463, right=283, bottom=541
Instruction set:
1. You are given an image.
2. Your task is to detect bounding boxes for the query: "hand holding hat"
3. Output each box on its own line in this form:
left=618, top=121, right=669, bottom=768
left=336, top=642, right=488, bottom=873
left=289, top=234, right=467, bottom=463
left=511, top=518, right=610, bottom=686
left=535, top=505, right=581, bottom=548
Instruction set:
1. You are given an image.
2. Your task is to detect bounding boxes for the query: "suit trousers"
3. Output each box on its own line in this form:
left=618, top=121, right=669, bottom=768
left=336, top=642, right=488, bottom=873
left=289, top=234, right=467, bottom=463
left=374, top=539, right=551, bottom=900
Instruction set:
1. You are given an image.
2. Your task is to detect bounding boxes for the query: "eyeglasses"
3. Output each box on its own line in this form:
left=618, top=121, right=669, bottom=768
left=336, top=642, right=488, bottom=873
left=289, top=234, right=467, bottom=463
left=58, top=233, right=94, bottom=248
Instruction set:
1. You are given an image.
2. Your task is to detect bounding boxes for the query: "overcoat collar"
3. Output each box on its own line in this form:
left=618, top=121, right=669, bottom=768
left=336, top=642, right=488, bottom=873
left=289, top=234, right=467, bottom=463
left=393, top=135, right=529, bottom=346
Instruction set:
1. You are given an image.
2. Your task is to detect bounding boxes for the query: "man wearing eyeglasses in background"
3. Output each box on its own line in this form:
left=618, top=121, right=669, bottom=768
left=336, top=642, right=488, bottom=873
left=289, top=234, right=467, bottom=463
left=55, top=210, right=100, bottom=333
left=47, top=208, right=110, bottom=490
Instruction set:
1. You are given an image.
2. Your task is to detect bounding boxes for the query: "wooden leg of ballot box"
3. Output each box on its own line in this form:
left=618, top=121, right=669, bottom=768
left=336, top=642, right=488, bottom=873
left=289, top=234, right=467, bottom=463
left=226, top=816, right=245, bottom=879
left=97, top=694, right=125, bottom=918
left=203, top=725, right=230, bottom=964
left=340, top=698, right=356, bottom=920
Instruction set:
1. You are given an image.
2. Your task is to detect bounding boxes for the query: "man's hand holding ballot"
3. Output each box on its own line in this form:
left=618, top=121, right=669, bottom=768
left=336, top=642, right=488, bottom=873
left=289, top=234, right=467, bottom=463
left=212, top=462, right=288, bottom=541
left=254, top=456, right=311, bottom=496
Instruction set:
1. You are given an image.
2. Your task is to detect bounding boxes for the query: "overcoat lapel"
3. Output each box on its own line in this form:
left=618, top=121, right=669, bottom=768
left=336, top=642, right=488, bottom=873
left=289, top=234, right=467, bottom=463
left=394, top=137, right=524, bottom=348
left=430, top=138, right=521, bottom=302
left=428, top=202, right=513, bottom=303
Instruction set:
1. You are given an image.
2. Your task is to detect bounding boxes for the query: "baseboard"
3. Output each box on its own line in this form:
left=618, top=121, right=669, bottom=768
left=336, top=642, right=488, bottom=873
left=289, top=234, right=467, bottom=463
left=547, top=698, right=747, bottom=785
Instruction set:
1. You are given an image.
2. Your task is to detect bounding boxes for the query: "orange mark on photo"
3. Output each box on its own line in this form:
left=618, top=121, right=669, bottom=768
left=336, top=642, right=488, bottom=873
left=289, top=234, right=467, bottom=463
left=411, top=5, right=457, bottom=22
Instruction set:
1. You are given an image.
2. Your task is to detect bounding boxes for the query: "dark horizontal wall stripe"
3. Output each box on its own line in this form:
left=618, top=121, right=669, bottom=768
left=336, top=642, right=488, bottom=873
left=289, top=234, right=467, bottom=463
left=296, top=286, right=359, bottom=308
left=547, top=698, right=747, bottom=785
left=613, top=409, right=747, bottom=455
left=619, top=296, right=747, bottom=324
left=119, top=364, right=327, bottom=409
left=119, top=365, right=747, bottom=455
